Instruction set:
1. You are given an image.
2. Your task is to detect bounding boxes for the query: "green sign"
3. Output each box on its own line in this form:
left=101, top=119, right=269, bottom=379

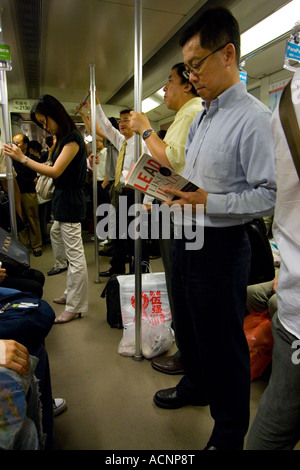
left=0, top=44, right=11, bottom=61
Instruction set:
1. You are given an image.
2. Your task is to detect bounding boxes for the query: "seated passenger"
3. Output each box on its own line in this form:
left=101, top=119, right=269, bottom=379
left=0, top=263, right=45, bottom=299
left=0, top=288, right=66, bottom=449
left=246, top=277, right=278, bottom=319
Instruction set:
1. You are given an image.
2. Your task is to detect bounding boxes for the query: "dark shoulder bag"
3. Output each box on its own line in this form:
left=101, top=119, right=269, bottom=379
left=246, top=218, right=275, bottom=285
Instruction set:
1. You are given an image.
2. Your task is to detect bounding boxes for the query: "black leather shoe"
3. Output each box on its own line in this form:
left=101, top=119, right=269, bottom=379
left=47, top=266, right=68, bottom=276
left=99, top=269, right=113, bottom=277
left=33, top=249, right=42, bottom=257
left=151, top=354, right=184, bottom=375
left=99, top=268, right=125, bottom=277
left=153, top=387, right=208, bottom=409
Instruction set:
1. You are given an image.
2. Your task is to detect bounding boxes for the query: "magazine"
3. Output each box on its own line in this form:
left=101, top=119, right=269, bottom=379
left=124, top=153, right=198, bottom=202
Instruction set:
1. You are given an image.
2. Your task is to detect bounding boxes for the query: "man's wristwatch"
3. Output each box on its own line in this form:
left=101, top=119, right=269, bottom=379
left=142, top=129, right=154, bottom=140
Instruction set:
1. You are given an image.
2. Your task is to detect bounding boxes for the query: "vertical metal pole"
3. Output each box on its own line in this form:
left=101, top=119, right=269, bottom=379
left=0, top=69, right=17, bottom=238
left=89, top=63, right=100, bottom=283
left=134, top=0, right=143, bottom=360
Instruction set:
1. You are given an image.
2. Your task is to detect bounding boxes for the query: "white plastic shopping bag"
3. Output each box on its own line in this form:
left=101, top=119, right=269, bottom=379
left=117, top=272, right=173, bottom=358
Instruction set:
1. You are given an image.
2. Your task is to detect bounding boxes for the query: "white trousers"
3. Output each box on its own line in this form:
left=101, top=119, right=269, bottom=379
left=50, top=221, right=68, bottom=270
left=53, top=221, right=88, bottom=313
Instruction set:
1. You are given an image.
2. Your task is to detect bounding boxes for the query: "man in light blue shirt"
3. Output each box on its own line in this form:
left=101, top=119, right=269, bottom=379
left=153, top=7, right=276, bottom=451
left=182, top=82, right=276, bottom=227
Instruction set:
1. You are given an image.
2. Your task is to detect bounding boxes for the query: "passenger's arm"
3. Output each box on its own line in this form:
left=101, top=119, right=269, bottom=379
left=77, top=101, right=108, bottom=140
left=95, top=94, right=123, bottom=151
left=0, top=267, right=7, bottom=283
left=4, top=141, right=80, bottom=179
left=76, top=105, right=92, bottom=134
left=130, top=111, right=171, bottom=167
left=163, top=187, right=208, bottom=211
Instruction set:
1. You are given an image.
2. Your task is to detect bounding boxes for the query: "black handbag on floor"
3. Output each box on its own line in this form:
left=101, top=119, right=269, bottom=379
left=246, top=218, right=275, bottom=286
left=101, top=274, right=123, bottom=329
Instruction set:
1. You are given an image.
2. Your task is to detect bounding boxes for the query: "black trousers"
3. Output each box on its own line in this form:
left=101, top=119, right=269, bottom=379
left=109, top=189, right=149, bottom=273
left=172, top=225, right=251, bottom=450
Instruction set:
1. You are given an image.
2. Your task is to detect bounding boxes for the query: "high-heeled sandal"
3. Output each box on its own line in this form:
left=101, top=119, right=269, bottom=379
left=54, top=311, right=82, bottom=324
left=53, top=297, right=67, bottom=305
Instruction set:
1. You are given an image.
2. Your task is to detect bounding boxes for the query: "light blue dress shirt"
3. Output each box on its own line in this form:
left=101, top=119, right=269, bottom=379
left=182, top=81, right=277, bottom=227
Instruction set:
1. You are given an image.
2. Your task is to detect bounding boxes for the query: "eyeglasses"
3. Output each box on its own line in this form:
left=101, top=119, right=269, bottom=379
left=183, top=43, right=230, bottom=79
left=117, top=118, right=131, bottom=124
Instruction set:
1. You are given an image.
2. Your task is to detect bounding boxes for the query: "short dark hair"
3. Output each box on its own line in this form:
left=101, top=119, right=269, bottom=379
left=46, top=135, right=54, bottom=147
left=109, top=117, right=119, bottom=130
left=28, top=140, right=42, bottom=154
left=120, top=109, right=133, bottom=116
left=18, top=133, right=29, bottom=146
left=172, top=63, right=198, bottom=96
left=179, top=7, right=240, bottom=66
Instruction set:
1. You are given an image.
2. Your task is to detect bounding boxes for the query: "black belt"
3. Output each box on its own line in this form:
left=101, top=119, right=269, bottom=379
left=121, top=186, right=134, bottom=194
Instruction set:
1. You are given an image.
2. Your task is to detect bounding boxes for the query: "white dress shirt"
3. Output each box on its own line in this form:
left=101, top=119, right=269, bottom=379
left=96, top=104, right=150, bottom=184
left=272, top=68, right=300, bottom=339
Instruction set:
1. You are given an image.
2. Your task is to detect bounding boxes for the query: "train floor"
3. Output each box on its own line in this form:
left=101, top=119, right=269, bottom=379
left=30, top=230, right=298, bottom=451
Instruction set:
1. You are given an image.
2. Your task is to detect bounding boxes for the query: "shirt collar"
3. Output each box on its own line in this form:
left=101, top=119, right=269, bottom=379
left=177, top=96, right=202, bottom=115
left=203, top=81, right=247, bottom=112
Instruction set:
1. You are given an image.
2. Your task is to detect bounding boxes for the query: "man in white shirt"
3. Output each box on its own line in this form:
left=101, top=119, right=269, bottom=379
left=247, top=68, right=300, bottom=450
left=95, top=99, right=150, bottom=276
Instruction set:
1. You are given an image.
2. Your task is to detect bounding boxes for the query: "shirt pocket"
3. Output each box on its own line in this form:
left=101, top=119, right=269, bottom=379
left=200, top=141, right=235, bottom=181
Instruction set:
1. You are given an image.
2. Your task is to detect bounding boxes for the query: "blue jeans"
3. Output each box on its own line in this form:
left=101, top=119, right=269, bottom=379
left=172, top=225, right=251, bottom=449
left=246, top=312, right=300, bottom=449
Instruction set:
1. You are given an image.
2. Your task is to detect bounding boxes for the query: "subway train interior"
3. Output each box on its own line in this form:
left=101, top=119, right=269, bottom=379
left=0, top=0, right=300, bottom=453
